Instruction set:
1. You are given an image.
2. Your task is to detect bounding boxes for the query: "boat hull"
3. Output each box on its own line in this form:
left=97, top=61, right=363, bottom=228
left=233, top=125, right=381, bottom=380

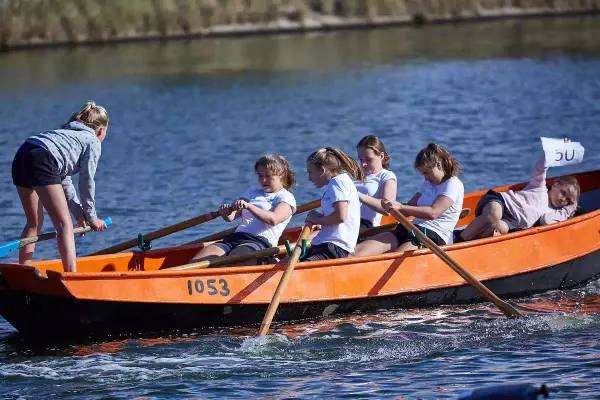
left=1, top=247, right=599, bottom=338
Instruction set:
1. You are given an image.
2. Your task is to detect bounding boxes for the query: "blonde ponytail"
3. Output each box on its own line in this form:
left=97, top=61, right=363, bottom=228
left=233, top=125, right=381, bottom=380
left=69, top=101, right=109, bottom=131
left=307, top=147, right=365, bottom=182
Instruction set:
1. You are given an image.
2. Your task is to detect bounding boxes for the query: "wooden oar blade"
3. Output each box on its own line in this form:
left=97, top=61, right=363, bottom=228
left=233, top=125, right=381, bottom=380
left=496, top=300, right=522, bottom=319
left=388, top=208, right=522, bottom=319
left=258, top=224, right=313, bottom=337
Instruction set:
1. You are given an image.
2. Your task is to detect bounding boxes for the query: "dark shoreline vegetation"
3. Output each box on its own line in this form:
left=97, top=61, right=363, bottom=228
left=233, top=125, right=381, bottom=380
left=1, top=0, right=599, bottom=52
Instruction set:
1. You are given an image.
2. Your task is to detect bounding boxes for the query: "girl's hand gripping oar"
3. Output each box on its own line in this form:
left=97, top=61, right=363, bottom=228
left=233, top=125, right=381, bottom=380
left=90, top=210, right=223, bottom=256
left=258, top=224, right=313, bottom=336
left=386, top=205, right=522, bottom=319
left=182, top=199, right=321, bottom=247
left=0, top=217, right=113, bottom=258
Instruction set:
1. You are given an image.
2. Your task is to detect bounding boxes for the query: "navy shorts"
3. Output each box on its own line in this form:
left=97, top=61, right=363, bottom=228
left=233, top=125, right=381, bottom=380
left=360, top=218, right=374, bottom=230
left=214, top=232, right=271, bottom=254
left=12, top=142, right=62, bottom=188
left=300, top=242, right=349, bottom=262
left=475, top=190, right=517, bottom=230
left=393, top=224, right=446, bottom=247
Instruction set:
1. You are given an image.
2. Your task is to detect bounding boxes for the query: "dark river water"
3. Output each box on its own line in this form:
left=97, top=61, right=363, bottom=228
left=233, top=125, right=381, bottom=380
left=1, top=15, right=600, bottom=399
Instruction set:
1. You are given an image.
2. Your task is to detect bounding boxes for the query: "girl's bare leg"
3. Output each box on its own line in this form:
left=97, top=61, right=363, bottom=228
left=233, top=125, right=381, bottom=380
left=34, top=184, right=76, bottom=272
left=394, top=241, right=418, bottom=253
left=354, top=232, right=399, bottom=257
left=460, top=202, right=504, bottom=241
left=16, top=187, right=44, bottom=265
left=190, top=243, right=226, bottom=263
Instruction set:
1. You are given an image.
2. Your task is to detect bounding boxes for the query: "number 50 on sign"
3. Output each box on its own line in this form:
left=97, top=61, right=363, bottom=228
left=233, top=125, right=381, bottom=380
left=541, top=137, right=585, bottom=167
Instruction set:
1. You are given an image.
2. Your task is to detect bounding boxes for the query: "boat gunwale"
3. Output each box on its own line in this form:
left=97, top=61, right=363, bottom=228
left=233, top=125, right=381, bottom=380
left=48, top=206, right=600, bottom=281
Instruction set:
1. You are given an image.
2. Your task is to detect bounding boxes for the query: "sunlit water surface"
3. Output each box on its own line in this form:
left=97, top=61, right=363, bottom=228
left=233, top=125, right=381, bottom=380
left=1, top=16, right=600, bottom=399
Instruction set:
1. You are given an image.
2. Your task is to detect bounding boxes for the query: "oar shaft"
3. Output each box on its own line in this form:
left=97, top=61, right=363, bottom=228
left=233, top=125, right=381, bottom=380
left=21, top=225, right=91, bottom=246
left=389, top=209, right=521, bottom=319
left=0, top=217, right=113, bottom=258
left=295, top=200, right=320, bottom=214
left=184, top=227, right=236, bottom=247
left=171, top=241, right=313, bottom=271
left=358, top=208, right=471, bottom=240
left=171, top=245, right=284, bottom=271
left=258, top=224, right=313, bottom=336
left=91, top=211, right=219, bottom=255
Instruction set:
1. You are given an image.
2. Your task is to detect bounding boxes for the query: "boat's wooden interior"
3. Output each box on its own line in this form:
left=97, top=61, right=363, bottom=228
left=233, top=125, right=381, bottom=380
left=21, top=169, right=600, bottom=276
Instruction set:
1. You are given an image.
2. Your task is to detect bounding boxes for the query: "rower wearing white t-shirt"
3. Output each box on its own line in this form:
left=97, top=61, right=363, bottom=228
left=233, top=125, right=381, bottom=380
left=355, top=135, right=398, bottom=229
left=190, top=155, right=296, bottom=265
left=302, top=147, right=365, bottom=261
left=235, top=188, right=297, bottom=246
left=355, top=143, right=464, bottom=257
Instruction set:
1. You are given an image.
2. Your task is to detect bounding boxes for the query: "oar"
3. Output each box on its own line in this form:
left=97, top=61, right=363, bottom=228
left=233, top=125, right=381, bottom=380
left=182, top=199, right=321, bottom=246
left=387, top=208, right=522, bottom=319
left=90, top=211, right=223, bottom=256
left=169, top=242, right=310, bottom=271
left=0, top=217, right=113, bottom=258
left=183, top=227, right=236, bottom=246
left=359, top=208, right=471, bottom=239
left=258, top=224, right=313, bottom=336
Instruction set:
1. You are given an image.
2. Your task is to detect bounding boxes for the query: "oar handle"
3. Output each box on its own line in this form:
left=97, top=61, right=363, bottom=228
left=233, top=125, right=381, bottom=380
left=0, top=217, right=113, bottom=258
left=388, top=208, right=521, bottom=319
left=258, top=224, right=313, bottom=336
left=296, top=200, right=320, bottom=214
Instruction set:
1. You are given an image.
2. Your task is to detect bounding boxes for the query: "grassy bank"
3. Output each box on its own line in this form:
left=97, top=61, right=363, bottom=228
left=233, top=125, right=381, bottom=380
left=1, top=0, right=599, bottom=50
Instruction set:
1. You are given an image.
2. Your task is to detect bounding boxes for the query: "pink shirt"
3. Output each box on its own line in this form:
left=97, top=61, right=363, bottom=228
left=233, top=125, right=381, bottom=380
left=500, top=157, right=576, bottom=229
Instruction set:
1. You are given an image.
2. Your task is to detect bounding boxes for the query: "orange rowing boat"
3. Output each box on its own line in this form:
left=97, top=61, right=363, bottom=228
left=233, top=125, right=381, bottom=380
left=1, top=169, right=599, bottom=338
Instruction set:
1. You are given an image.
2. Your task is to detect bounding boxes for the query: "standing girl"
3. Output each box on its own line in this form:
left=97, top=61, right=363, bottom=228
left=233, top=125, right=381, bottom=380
left=190, top=155, right=296, bottom=264
left=355, top=135, right=397, bottom=229
left=355, top=143, right=463, bottom=256
left=302, top=147, right=365, bottom=261
left=12, top=101, right=109, bottom=272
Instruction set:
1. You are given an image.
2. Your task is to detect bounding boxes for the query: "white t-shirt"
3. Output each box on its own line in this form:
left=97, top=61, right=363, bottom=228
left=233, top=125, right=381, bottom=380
left=235, top=188, right=297, bottom=247
left=412, top=176, right=464, bottom=244
left=312, top=173, right=361, bottom=253
left=355, top=169, right=397, bottom=226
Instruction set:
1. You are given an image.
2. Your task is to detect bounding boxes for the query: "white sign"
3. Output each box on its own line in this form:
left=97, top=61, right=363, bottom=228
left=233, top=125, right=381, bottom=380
left=540, top=137, right=585, bottom=167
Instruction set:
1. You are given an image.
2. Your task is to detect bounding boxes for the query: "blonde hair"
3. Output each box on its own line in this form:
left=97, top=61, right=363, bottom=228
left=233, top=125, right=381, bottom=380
left=552, top=176, right=580, bottom=205
left=415, top=142, right=461, bottom=181
left=357, top=135, right=390, bottom=169
left=69, top=101, right=109, bottom=131
left=255, top=154, right=296, bottom=190
left=307, top=147, right=366, bottom=182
